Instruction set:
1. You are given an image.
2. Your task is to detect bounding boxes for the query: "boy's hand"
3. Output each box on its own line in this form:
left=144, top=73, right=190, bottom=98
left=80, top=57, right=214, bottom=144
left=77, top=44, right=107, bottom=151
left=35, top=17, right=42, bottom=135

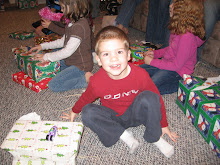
left=29, top=45, right=42, bottom=54
left=162, top=127, right=179, bottom=142
left=41, top=18, right=51, bottom=29
left=61, top=111, right=78, bottom=122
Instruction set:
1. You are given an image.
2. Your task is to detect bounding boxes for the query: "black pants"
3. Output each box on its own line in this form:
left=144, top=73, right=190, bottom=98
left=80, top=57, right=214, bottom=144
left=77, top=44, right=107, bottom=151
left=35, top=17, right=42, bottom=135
left=82, top=91, right=162, bottom=147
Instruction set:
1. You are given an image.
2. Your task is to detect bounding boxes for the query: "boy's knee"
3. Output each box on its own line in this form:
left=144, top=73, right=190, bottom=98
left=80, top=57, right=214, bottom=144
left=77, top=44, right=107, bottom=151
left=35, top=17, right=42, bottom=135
left=82, top=104, right=96, bottom=123
left=139, top=91, right=160, bottom=104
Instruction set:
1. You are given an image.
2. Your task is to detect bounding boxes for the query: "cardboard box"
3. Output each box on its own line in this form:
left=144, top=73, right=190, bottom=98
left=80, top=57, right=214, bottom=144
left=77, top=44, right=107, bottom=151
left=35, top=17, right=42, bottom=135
left=1, top=120, right=84, bottom=164
left=12, top=71, right=51, bottom=93
left=12, top=46, right=60, bottom=82
left=176, top=75, right=220, bottom=157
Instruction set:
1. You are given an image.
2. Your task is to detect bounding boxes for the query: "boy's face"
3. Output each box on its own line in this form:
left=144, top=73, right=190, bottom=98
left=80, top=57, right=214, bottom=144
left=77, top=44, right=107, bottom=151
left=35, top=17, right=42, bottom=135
left=96, top=39, right=131, bottom=80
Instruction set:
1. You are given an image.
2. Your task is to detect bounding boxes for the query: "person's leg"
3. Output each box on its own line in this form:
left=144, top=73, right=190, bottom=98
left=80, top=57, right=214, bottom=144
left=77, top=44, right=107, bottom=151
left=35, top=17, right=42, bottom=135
left=125, top=91, right=162, bottom=142
left=150, top=69, right=182, bottom=95
left=82, top=104, right=126, bottom=147
left=139, top=64, right=181, bottom=94
left=115, top=0, right=143, bottom=28
left=152, top=0, right=171, bottom=45
left=197, top=0, right=220, bottom=60
left=82, top=104, right=139, bottom=153
left=145, top=0, right=159, bottom=43
left=139, top=64, right=161, bottom=77
left=48, top=64, right=87, bottom=92
left=126, top=91, right=174, bottom=157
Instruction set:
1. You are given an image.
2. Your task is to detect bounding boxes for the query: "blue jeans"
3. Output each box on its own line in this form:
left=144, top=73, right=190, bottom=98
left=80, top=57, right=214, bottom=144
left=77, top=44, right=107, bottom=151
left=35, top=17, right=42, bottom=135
left=115, top=0, right=143, bottom=28
left=48, top=60, right=87, bottom=92
left=82, top=91, right=162, bottom=147
left=145, top=0, right=171, bottom=45
left=139, top=64, right=182, bottom=95
left=197, top=0, right=220, bottom=60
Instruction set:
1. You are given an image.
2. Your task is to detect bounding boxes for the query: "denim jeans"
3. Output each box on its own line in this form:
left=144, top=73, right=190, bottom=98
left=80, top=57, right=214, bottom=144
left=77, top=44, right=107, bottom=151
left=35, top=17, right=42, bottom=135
left=48, top=60, right=87, bottom=92
left=197, top=0, right=220, bottom=60
left=145, top=0, right=171, bottom=45
left=82, top=91, right=162, bottom=147
left=139, top=64, right=182, bottom=95
left=115, top=0, right=143, bottom=28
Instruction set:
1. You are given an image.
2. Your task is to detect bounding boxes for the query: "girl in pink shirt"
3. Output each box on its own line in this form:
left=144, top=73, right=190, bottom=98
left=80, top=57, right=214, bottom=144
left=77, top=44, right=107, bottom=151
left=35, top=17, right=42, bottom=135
left=140, top=0, right=205, bottom=95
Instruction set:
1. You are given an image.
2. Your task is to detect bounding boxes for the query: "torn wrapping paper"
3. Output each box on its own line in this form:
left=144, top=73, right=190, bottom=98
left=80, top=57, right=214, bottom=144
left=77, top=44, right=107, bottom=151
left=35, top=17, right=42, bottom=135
left=176, top=74, right=220, bottom=158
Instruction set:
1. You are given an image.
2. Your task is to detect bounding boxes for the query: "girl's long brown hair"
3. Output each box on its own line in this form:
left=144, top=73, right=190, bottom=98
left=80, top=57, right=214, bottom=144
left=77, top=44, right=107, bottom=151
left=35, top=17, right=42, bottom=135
left=60, top=0, right=90, bottom=24
left=169, top=0, right=205, bottom=39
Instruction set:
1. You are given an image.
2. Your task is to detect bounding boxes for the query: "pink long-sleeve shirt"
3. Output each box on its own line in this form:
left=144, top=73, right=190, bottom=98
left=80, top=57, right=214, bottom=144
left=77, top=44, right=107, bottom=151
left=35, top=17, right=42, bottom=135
left=150, top=32, right=204, bottom=77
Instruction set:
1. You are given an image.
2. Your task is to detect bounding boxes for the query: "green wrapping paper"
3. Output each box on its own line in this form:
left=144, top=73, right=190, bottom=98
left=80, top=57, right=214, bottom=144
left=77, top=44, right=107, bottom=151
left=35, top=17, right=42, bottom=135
left=12, top=46, right=60, bottom=82
left=176, top=75, right=220, bottom=157
left=18, top=0, right=38, bottom=9
left=9, top=31, right=35, bottom=40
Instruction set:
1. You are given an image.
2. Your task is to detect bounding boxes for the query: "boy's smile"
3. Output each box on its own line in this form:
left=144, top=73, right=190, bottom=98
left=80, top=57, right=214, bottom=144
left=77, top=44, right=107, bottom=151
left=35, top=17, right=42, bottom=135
left=96, top=39, right=131, bottom=80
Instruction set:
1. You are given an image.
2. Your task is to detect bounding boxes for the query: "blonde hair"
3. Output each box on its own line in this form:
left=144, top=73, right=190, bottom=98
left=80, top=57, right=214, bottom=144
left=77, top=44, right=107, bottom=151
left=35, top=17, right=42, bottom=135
left=60, top=0, right=90, bottom=24
left=95, top=26, right=130, bottom=55
left=169, top=0, right=205, bottom=39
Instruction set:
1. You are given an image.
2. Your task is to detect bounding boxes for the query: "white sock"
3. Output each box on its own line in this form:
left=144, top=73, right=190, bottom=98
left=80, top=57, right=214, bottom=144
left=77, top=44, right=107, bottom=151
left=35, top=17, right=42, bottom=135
left=153, top=137, right=174, bottom=158
left=120, top=130, right=140, bottom=154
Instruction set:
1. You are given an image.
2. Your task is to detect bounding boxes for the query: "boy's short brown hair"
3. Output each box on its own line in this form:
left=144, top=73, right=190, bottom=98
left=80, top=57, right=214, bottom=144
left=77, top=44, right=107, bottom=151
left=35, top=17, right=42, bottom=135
left=95, top=26, right=130, bottom=55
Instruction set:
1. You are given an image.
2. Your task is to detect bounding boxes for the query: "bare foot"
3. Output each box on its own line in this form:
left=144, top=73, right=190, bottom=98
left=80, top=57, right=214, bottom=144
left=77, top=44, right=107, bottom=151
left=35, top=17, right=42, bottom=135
left=85, top=72, right=93, bottom=83
left=117, top=24, right=128, bottom=34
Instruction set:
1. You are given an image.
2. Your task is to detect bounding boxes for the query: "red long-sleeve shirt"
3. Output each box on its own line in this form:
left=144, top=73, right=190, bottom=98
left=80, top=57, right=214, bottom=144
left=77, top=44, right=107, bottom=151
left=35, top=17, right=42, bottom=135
left=72, top=63, right=168, bottom=127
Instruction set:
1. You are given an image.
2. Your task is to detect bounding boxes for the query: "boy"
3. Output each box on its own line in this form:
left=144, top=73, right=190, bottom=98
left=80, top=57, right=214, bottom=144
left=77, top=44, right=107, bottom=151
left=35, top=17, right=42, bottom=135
left=61, top=26, right=179, bottom=158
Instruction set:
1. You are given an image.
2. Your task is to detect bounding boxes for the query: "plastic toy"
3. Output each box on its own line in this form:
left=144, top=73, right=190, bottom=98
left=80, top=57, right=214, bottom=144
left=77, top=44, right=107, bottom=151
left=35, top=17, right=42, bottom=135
left=46, top=126, right=58, bottom=141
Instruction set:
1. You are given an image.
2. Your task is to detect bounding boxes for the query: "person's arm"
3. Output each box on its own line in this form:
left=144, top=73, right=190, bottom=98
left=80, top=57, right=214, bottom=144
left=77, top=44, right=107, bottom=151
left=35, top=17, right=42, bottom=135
left=40, top=35, right=65, bottom=50
left=48, top=21, right=65, bottom=36
left=150, top=33, right=194, bottom=71
left=43, top=36, right=81, bottom=62
left=72, top=77, right=97, bottom=114
left=153, top=46, right=169, bottom=59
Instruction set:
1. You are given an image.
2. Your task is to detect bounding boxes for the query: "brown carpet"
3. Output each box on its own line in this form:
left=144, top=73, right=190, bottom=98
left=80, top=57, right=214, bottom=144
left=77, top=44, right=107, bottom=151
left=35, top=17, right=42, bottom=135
left=0, top=4, right=220, bottom=165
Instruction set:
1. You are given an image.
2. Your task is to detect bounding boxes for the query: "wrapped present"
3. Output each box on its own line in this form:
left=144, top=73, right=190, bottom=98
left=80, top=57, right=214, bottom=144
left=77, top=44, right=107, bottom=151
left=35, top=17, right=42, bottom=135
left=13, top=71, right=51, bottom=93
left=176, top=74, right=220, bottom=157
left=129, top=44, right=154, bottom=66
left=1, top=120, right=84, bottom=164
left=12, top=46, right=60, bottom=82
left=34, top=33, right=62, bottom=45
left=18, top=0, right=38, bottom=9
left=9, top=31, right=35, bottom=40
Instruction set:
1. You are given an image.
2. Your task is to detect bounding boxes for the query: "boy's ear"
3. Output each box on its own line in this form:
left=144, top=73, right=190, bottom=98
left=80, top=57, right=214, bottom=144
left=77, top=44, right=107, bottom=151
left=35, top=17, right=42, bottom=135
left=127, top=50, right=131, bottom=61
left=95, top=55, right=102, bottom=66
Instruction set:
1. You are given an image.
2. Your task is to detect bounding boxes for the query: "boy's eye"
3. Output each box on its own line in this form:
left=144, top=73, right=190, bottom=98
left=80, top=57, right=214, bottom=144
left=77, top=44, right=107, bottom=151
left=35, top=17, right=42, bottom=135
left=118, top=50, right=124, bottom=54
left=103, top=53, right=109, bottom=56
